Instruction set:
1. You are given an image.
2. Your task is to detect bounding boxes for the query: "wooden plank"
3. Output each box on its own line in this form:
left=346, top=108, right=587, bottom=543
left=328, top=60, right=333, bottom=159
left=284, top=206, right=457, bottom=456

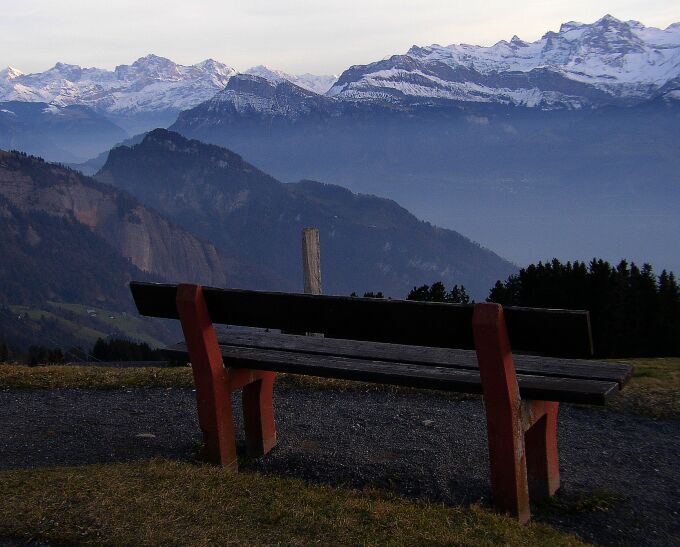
left=130, top=282, right=593, bottom=357
left=199, top=331, right=632, bottom=387
left=164, top=344, right=618, bottom=405
left=301, top=228, right=322, bottom=295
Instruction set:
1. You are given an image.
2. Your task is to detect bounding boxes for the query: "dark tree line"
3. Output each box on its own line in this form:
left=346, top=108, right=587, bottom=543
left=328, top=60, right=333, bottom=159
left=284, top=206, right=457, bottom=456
left=0, top=338, right=166, bottom=365
left=407, top=282, right=471, bottom=304
left=488, top=259, right=680, bottom=357
left=91, top=338, right=166, bottom=362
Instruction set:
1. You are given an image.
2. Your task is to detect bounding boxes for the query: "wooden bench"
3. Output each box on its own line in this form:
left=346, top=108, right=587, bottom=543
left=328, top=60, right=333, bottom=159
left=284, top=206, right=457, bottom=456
left=130, top=281, right=633, bottom=523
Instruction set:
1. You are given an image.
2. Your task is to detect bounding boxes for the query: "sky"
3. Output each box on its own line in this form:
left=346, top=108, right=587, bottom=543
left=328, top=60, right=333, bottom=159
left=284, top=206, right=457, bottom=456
left=1, top=0, right=678, bottom=75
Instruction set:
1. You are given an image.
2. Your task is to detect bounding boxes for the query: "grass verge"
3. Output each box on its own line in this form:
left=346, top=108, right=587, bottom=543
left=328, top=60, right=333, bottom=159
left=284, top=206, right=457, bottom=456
left=0, top=364, right=478, bottom=401
left=1, top=358, right=677, bottom=419
left=608, top=358, right=680, bottom=419
left=0, top=459, right=584, bottom=546
left=0, top=364, right=193, bottom=390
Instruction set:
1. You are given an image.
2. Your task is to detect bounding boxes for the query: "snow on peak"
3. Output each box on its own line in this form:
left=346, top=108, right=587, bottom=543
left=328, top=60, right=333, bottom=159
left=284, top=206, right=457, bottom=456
left=244, top=65, right=289, bottom=84
left=330, top=15, right=680, bottom=107
left=0, top=55, right=237, bottom=116
left=244, top=65, right=336, bottom=94
left=0, top=66, right=24, bottom=80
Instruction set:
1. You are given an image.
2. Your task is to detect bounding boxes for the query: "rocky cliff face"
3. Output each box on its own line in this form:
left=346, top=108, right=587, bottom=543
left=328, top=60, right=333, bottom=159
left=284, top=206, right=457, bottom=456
left=0, top=150, right=228, bottom=287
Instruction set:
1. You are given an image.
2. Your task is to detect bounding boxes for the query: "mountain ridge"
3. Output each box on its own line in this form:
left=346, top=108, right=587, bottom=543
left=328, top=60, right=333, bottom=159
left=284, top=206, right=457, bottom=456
left=96, top=129, right=516, bottom=297
left=329, top=15, right=680, bottom=108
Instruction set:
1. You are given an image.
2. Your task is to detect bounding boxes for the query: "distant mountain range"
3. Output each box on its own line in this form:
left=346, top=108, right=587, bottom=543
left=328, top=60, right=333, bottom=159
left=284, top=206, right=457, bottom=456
left=329, top=15, right=680, bottom=107
left=0, top=55, right=337, bottom=136
left=1, top=15, right=678, bottom=162
left=2, top=14, right=679, bottom=277
left=2, top=16, right=677, bottom=128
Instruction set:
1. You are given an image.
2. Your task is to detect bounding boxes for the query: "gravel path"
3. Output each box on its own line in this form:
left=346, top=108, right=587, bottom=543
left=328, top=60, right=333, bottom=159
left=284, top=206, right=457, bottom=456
left=1, top=386, right=678, bottom=546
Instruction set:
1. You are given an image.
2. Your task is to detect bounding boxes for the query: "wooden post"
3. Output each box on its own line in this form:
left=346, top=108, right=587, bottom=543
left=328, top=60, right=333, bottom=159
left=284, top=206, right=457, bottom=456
left=302, top=227, right=322, bottom=295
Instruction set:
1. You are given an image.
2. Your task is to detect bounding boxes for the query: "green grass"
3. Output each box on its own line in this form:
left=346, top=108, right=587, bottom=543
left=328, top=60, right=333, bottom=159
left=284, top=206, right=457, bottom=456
left=1, top=358, right=678, bottom=419
left=0, top=459, right=585, bottom=546
left=0, top=364, right=478, bottom=402
left=11, top=304, right=108, bottom=345
left=0, top=364, right=193, bottom=390
left=47, top=301, right=166, bottom=347
left=538, top=489, right=624, bottom=515
left=608, top=357, right=680, bottom=419
left=10, top=302, right=168, bottom=349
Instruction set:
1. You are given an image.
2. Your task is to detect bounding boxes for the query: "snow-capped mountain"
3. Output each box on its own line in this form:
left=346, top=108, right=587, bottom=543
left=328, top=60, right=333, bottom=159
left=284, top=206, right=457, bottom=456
left=244, top=65, right=337, bottom=94
left=329, top=15, right=680, bottom=108
left=0, top=55, right=237, bottom=132
left=0, top=54, right=235, bottom=112
left=177, top=74, right=339, bottom=126
left=0, top=55, right=341, bottom=132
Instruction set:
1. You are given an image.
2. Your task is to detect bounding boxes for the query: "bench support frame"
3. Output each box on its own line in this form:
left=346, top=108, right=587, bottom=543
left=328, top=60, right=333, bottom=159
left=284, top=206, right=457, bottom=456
left=176, top=284, right=277, bottom=470
left=473, top=303, right=560, bottom=523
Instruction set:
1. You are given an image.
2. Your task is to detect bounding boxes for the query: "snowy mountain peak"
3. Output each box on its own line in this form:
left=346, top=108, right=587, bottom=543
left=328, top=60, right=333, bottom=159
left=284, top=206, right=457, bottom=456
left=0, top=54, right=238, bottom=130
left=329, top=15, right=680, bottom=108
left=596, top=14, right=622, bottom=25
left=0, top=67, right=24, bottom=80
left=201, top=73, right=335, bottom=119
left=244, top=65, right=337, bottom=94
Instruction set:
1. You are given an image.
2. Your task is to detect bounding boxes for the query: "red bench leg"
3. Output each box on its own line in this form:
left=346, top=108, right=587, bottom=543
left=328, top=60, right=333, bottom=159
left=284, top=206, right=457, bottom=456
left=473, top=302, right=531, bottom=523
left=176, top=284, right=238, bottom=470
left=525, top=401, right=560, bottom=501
left=242, top=372, right=277, bottom=457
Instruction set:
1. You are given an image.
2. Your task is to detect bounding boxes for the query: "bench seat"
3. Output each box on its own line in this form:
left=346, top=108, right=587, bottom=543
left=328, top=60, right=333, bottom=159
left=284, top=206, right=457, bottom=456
left=167, top=331, right=632, bottom=405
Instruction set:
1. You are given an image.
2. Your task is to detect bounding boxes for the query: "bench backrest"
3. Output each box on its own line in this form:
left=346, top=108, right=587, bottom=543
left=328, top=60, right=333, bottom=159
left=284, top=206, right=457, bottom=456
left=130, top=282, right=593, bottom=357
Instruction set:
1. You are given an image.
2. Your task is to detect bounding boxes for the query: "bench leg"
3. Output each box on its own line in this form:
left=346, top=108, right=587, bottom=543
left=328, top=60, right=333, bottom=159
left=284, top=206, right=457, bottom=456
left=473, top=303, right=531, bottom=523
left=176, top=284, right=238, bottom=470
left=525, top=401, right=560, bottom=501
left=242, top=372, right=277, bottom=457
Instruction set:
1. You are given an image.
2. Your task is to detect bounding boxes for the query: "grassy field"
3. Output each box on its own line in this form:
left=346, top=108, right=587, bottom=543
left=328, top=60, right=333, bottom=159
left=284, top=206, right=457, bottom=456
left=0, top=364, right=193, bottom=390
left=1, top=358, right=677, bottom=418
left=0, top=459, right=584, bottom=546
left=10, top=302, right=168, bottom=348
left=608, top=357, right=680, bottom=419
left=47, top=301, right=167, bottom=347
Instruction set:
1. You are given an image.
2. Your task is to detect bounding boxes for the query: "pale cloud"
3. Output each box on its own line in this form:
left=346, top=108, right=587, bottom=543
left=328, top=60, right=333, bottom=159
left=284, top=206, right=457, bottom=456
left=1, top=0, right=678, bottom=74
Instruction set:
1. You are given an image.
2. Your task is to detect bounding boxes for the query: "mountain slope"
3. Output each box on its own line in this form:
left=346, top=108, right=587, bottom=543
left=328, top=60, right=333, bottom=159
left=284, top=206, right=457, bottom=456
left=0, top=150, right=230, bottom=289
left=0, top=194, right=150, bottom=309
left=96, top=129, right=515, bottom=297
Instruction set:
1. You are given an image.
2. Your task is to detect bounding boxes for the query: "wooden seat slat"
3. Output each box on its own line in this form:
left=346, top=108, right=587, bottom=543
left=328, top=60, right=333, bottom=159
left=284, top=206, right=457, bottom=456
left=165, top=343, right=619, bottom=405
left=201, top=331, right=632, bottom=387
